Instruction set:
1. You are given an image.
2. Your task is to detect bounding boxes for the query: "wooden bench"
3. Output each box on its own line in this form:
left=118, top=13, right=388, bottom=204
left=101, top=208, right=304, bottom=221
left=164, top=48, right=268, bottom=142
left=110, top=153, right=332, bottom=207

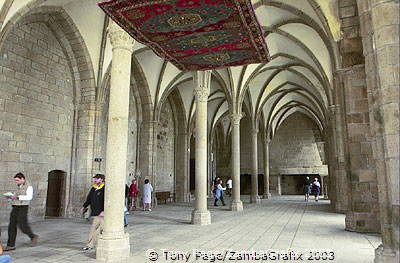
left=156, top=191, right=175, bottom=204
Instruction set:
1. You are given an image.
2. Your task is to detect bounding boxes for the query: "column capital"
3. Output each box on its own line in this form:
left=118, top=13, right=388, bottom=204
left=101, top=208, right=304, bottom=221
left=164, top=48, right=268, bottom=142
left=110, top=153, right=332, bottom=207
left=193, top=70, right=211, bottom=102
left=230, top=113, right=243, bottom=125
left=108, top=21, right=135, bottom=52
left=266, top=138, right=272, bottom=144
left=328, top=104, right=340, bottom=114
left=252, top=128, right=259, bottom=136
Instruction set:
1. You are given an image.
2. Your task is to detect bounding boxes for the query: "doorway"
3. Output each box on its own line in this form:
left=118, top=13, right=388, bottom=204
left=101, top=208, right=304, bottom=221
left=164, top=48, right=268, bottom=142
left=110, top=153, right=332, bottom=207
left=45, top=170, right=66, bottom=217
left=281, top=174, right=321, bottom=195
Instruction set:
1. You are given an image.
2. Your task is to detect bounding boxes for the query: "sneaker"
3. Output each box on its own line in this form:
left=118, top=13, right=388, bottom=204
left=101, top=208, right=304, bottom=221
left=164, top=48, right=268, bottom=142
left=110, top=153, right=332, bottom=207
left=82, top=246, right=93, bottom=251
left=4, top=246, right=16, bottom=251
left=31, top=235, right=39, bottom=246
left=124, top=224, right=128, bottom=227
left=148, top=209, right=151, bottom=211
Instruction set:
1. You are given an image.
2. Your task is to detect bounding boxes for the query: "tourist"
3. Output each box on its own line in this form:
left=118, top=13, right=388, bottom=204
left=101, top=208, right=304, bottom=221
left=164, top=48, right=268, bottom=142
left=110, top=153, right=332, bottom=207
left=214, top=179, right=226, bottom=206
left=143, top=179, right=153, bottom=211
left=81, top=174, right=105, bottom=251
left=226, top=177, right=233, bottom=197
left=304, top=176, right=311, bottom=202
left=0, top=228, right=12, bottom=263
left=4, top=173, right=39, bottom=251
left=312, top=178, right=321, bottom=202
left=129, top=178, right=138, bottom=211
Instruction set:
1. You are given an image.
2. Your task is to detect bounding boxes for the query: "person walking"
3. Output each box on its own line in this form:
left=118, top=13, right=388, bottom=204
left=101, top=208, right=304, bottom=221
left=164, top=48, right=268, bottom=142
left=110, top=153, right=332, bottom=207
left=129, top=178, right=138, bottom=211
left=304, top=176, right=311, bottom=202
left=214, top=179, right=226, bottom=206
left=312, top=178, right=321, bottom=202
left=226, top=177, right=233, bottom=197
left=4, top=173, right=39, bottom=251
left=142, top=179, right=153, bottom=211
left=81, top=174, right=105, bottom=251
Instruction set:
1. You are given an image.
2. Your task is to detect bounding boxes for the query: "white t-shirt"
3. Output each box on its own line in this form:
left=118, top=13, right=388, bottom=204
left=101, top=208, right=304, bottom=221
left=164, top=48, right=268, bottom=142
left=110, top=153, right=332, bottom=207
left=226, top=179, right=232, bottom=188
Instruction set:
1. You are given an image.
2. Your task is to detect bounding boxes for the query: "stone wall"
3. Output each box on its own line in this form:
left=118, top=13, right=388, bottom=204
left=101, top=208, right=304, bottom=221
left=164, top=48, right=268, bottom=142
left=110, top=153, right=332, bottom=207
left=0, top=21, right=75, bottom=223
left=270, top=113, right=328, bottom=176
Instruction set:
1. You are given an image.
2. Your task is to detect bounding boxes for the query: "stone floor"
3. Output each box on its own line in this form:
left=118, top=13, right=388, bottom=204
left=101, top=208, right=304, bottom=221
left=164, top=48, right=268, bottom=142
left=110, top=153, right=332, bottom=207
left=1, top=196, right=381, bottom=262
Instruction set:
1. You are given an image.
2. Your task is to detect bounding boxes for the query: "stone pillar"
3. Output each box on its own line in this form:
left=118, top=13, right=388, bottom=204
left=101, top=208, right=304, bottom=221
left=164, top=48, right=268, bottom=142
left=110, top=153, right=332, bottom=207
left=230, top=113, right=243, bottom=211
left=329, top=102, right=349, bottom=213
left=191, top=70, right=211, bottom=225
left=96, top=22, right=134, bottom=263
left=250, top=128, right=261, bottom=203
left=277, top=175, right=282, bottom=196
left=176, top=132, right=189, bottom=202
left=263, top=139, right=271, bottom=199
left=320, top=176, right=324, bottom=196
left=356, top=0, right=400, bottom=261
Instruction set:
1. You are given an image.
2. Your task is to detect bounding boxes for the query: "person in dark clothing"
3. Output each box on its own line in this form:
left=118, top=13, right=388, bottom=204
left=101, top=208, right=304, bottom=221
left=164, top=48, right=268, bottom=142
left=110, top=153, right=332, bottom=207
left=81, top=174, right=105, bottom=251
left=304, top=176, right=312, bottom=202
left=4, top=173, right=38, bottom=251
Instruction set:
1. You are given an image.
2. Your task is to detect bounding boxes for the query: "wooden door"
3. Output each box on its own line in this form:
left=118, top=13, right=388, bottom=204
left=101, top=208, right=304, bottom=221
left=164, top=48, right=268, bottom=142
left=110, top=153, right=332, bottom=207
left=45, top=170, right=65, bottom=217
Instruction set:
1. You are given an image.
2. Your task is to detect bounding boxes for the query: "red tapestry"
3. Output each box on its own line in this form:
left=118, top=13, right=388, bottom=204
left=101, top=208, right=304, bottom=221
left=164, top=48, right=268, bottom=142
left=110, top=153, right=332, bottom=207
left=98, top=0, right=270, bottom=71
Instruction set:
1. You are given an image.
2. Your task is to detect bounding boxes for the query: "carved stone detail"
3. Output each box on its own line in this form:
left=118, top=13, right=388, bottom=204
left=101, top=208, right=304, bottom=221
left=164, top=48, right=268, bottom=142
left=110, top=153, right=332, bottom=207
left=230, top=113, right=242, bottom=125
left=193, top=70, right=211, bottom=102
left=108, top=21, right=135, bottom=52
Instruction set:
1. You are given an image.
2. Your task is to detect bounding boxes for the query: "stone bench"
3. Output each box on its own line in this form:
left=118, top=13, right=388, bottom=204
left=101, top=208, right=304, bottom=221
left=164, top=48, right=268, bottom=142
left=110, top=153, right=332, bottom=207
left=156, top=191, right=175, bottom=204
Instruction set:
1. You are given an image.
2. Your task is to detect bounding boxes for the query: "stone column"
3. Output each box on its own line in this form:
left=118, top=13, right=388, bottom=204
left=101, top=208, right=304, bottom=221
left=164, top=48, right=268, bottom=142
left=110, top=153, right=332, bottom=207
left=320, top=176, right=324, bottom=197
left=356, top=0, right=400, bottom=261
left=263, top=139, right=271, bottom=199
left=230, top=113, right=243, bottom=211
left=191, top=70, right=211, bottom=225
left=250, top=128, right=261, bottom=203
left=96, top=22, right=134, bottom=263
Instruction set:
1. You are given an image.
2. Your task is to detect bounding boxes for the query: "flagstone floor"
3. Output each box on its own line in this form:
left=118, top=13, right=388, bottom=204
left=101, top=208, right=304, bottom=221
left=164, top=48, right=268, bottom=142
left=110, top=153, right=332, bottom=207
left=1, top=196, right=380, bottom=263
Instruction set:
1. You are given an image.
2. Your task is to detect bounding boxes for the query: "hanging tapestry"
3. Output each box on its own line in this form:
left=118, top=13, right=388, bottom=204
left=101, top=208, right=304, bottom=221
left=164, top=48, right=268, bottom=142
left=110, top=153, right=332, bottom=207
left=98, top=0, right=270, bottom=71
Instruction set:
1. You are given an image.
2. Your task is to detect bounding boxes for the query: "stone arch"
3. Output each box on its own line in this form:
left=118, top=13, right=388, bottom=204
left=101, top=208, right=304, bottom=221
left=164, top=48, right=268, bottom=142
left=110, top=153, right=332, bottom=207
left=0, top=6, right=96, bottom=218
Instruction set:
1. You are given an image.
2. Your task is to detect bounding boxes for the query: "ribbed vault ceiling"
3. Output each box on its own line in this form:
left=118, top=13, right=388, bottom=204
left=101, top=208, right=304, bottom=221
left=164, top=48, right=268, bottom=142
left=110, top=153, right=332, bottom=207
left=0, top=0, right=341, bottom=140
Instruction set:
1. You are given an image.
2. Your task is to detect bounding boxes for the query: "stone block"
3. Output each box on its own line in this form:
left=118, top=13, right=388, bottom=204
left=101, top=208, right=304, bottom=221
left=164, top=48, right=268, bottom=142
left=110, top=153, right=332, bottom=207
left=359, top=169, right=376, bottom=182
left=371, top=3, right=399, bottom=30
left=340, top=5, right=357, bottom=18
left=2, top=152, right=20, bottom=162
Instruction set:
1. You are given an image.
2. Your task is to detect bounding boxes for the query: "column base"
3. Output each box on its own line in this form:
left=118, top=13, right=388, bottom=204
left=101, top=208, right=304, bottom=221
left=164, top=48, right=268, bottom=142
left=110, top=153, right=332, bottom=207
left=262, top=193, right=271, bottom=199
left=97, top=233, right=130, bottom=263
left=231, top=200, right=243, bottom=212
left=191, top=209, right=211, bottom=225
left=375, top=245, right=399, bottom=263
left=250, top=195, right=261, bottom=204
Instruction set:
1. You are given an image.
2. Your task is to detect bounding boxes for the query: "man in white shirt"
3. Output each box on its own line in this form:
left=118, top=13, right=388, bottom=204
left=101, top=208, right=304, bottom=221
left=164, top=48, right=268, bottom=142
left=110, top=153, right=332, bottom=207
left=4, top=173, right=39, bottom=251
left=226, top=177, right=233, bottom=197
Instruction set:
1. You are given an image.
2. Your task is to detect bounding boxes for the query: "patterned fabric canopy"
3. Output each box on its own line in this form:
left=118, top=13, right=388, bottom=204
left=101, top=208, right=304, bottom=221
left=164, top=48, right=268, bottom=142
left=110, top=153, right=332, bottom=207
left=98, top=0, right=270, bottom=71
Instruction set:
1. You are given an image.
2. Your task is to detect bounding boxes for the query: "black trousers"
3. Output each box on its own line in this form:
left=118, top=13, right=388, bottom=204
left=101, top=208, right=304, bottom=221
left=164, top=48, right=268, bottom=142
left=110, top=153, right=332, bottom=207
left=7, top=205, right=35, bottom=247
left=214, top=195, right=225, bottom=206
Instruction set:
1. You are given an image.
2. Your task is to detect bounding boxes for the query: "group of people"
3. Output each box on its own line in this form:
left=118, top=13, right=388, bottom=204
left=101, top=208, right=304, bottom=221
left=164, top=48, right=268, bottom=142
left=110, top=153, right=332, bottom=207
left=1, top=172, right=155, bottom=254
left=212, top=177, right=232, bottom=207
left=304, top=176, right=321, bottom=202
left=125, top=178, right=153, bottom=212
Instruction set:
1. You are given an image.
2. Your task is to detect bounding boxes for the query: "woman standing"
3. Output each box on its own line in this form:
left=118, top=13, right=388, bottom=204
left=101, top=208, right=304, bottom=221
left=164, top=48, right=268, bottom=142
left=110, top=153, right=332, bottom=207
left=142, top=179, right=153, bottom=211
left=129, top=178, right=138, bottom=211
